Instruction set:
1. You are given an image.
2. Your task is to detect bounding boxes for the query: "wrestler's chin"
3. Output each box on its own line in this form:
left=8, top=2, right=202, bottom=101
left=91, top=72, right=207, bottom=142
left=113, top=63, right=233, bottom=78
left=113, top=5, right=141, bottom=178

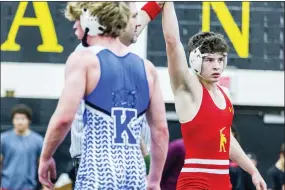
left=131, top=36, right=138, bottom=44
left=211, top=77, right=220, bottom=83
left=75, top=30, right=84, bottom=40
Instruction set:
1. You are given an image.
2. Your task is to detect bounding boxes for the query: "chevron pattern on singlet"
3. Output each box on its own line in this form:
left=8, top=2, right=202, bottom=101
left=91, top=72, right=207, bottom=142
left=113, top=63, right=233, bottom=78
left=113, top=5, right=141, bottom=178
left=75, top=106, right=147, bottom=190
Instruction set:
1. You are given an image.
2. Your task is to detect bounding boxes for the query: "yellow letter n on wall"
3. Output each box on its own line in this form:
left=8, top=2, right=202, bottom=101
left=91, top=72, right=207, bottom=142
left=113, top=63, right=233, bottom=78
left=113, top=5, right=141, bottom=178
left=1, top=2, right=63, bottom=53
left=202, top=2, right=250, bottom=58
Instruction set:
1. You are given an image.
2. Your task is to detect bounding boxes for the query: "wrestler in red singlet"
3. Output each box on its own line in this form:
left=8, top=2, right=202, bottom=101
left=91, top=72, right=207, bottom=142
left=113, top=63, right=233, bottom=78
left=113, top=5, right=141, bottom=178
left=177, top=85, right=233, bottom=190
left=161, top=2, right=267, bottom=190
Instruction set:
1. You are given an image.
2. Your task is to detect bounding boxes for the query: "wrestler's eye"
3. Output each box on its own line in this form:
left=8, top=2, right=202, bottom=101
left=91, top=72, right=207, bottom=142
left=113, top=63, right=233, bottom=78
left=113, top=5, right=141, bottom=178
left=204, top=58, right=214, bottom=62
left=132, top=13, right=138, bottom=18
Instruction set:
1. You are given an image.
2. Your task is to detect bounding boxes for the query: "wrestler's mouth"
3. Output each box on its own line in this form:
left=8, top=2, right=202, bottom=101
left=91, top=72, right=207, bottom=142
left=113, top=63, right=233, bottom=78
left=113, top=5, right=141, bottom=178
left=212, top=73, right=220, bottom=78
left=135, top=24, right=141, bottom=34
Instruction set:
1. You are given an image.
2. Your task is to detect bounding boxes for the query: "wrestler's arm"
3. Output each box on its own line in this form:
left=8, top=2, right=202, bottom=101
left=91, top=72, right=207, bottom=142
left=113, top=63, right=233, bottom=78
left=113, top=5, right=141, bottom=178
left=162, top=2, right=200, bottom=94
left=223, top=87, right=266, bottom=189
left=230, top=132, right=267, bottom=189
left=225, top=88, right=259, bottom=176
left=229, top=133, right=258, bottom=175
left=145, top=60, right=169, bottom=186
left=136, top=2, right=164, bottom=36
left=40, top=51, right=87, bottom=160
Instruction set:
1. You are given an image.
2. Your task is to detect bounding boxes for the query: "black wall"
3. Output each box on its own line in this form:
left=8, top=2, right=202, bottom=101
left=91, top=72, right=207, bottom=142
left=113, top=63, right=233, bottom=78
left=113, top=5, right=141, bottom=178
left=147, top=2, right=284, bottom=71
left=1, top=2, right=284, bottom=70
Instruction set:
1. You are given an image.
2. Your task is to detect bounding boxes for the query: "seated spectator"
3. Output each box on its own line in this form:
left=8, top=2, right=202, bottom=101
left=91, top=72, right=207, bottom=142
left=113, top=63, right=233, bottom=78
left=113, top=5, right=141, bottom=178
left=160, top=138, right=185, bottom=190
left=267, top=143, right=284, bottom=190
left=229, top=124, right=243, bottom=190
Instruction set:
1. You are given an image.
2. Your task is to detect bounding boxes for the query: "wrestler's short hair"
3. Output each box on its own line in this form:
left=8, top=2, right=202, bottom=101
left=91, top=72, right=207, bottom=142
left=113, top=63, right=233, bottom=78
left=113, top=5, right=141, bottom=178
left=187, top=32, right=230, bottom=55
left=65, top=2, right=130, bottom=38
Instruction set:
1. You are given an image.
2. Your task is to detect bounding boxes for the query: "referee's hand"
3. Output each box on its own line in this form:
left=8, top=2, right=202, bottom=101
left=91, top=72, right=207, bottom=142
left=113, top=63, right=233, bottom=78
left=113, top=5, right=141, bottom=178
left=38, top=157, right=57, bottom=189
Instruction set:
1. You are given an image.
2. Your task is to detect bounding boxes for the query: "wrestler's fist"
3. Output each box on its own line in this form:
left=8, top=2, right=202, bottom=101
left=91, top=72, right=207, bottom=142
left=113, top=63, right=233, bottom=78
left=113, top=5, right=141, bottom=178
left=251, top=171, right=267, bottom=190
left=156, top=1, right=165, bottom=9
left=38, top=157, right=57, bottom=189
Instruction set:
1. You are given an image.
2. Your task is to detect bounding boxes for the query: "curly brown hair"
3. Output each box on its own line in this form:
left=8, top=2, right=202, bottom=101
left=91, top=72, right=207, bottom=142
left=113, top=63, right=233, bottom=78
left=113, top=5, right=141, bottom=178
left=65, top=2, right=130, bottom=38
left=188, top=32, right=230, bottom=55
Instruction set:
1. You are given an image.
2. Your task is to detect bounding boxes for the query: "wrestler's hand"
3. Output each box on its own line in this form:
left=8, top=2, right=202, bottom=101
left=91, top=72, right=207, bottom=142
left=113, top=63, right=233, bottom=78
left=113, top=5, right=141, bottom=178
left=38, top=157, right=57, bottom=189
left=156, top=1, right=165, bottom=9
left=251, top=171, right=267, bottom=190
left=147, top=183, right=161, bottom=190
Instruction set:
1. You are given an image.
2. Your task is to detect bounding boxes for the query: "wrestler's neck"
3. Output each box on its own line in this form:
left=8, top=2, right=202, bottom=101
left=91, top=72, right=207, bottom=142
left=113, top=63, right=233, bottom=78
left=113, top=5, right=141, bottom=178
left=86, top=36, right=126, bottom=52
left=199, top=78, right=218, bottom=92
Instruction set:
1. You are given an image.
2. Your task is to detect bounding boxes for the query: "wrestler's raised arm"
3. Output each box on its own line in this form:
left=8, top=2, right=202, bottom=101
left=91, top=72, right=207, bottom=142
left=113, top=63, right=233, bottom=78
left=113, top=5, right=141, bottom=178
left=162, top=2, right=202, bottom=123
left=137, top=2, right=164, bottom=36
left=162, top=2, right=201, bottom=98
left=119, top=2, right=163, bottom=47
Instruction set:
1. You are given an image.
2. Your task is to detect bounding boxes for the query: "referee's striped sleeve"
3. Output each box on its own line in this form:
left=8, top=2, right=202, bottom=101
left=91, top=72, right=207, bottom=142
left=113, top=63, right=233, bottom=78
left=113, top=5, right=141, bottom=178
left=141, top=116, right=151, bottom=153
left=69, top=100, right=85, bottom=158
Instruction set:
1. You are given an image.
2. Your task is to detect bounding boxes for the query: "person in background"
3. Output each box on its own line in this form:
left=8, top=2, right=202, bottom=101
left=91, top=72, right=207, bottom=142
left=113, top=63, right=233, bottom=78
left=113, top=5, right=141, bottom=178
left=267, top=143, right=284, bottom=190
left=1, top=104, right=43, bottom=190
left=160, top=138, right=186, bottom=190
left=230, top=125, right=243, bottom=190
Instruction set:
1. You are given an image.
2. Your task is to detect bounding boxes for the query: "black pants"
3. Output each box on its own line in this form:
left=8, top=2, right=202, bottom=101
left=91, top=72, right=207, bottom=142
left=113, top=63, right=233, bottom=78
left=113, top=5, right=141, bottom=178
left=69, top=157, right=81, bottom=189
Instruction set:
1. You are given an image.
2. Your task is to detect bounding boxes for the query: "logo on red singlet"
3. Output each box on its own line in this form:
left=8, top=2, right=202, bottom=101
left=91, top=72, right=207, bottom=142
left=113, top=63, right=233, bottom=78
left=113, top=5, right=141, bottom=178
left=229, top=106, right=234, bottom=114
left=219, top=127, right=227, bottom=152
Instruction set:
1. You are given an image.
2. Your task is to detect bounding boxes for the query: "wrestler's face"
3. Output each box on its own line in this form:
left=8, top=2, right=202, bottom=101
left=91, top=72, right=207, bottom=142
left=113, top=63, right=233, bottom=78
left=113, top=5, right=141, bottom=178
left=119, top=2, right=139, bottom=46
left=200, top=53, right=226, bottom=83
left=73, top=20, right=84, bottom=40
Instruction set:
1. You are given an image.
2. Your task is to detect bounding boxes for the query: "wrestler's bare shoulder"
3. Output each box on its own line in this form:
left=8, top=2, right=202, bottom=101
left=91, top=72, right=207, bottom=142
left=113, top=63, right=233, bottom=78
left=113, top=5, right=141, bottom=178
left=67, top=49, right=100, bottom=68
left=219, top=86, right=232, bottom=102
left=142, top=59, right=157, bottom=97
